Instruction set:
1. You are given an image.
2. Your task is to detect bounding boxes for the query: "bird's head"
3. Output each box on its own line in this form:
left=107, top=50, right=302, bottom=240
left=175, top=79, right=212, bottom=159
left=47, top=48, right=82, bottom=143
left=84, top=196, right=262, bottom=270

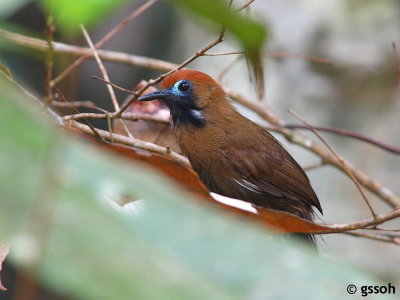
left=138, top=70, right=226, bottom=128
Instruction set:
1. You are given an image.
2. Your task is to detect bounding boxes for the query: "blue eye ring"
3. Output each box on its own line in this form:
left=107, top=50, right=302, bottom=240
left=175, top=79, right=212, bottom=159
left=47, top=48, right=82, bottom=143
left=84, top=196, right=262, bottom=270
left=178, top=81, right=190, bottom=92
left=174, top=80, right=191, bottom=93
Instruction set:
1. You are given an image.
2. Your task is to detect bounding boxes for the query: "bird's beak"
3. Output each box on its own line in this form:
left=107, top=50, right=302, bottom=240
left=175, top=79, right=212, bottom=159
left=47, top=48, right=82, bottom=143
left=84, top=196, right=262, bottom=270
left=138, top=89, right=173, bottom=102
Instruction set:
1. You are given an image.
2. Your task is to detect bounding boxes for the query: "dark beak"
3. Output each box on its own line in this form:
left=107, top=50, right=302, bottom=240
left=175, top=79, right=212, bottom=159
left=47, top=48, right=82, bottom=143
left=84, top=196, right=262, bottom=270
left=138, top=89, right=173, bottom=102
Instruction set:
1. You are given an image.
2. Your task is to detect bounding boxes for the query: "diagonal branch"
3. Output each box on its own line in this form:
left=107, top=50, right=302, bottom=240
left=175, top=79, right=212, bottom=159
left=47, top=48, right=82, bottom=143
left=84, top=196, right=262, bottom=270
left=284, top=124, right=400, bottom=155
left=81, top=25, right=133, bottom=138
left=114, top=28, right=226, bottom=117
left=66, top=120, right=189, bottom=167
left=288, top=109, right=377, bottom=218
left=50, top=0, right=157, bottom=86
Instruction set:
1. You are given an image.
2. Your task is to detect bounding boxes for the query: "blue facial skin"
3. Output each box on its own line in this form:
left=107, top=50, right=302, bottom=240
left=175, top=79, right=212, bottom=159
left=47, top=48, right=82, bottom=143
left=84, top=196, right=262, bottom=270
left=138, top=79, right=205, bottom=128
left=165, top=80, right=206, bottom=128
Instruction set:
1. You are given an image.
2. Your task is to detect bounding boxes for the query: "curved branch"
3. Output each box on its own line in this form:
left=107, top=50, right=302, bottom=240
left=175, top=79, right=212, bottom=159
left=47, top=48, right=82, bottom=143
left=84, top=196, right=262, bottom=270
left=62, top=112, right=169, bottom=123
left=284, top=124, right=400, bottom=154
left=225, top=87, right=400, bottom=208
left=66, top=120, right=189, bottom=167
left=322, top=208, right=400, bottom=232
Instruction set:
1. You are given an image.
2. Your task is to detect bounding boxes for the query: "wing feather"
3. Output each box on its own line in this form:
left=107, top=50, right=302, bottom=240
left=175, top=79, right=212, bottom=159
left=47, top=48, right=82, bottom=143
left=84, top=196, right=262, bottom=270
left=223, top=128, right=322, bottom=214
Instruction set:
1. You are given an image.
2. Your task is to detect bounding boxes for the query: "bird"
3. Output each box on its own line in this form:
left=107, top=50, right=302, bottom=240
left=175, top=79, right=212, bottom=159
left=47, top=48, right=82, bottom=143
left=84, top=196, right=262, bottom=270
left=138, top=70, right=323, bottom=245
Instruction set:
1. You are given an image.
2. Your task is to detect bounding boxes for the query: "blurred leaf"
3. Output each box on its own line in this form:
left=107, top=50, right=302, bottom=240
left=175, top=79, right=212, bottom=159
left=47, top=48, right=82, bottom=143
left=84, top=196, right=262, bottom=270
left=85, top=136, right=337, bottom=235
left=173, top=0, right=267, bottom=97
left=38, top=0, right=131, bottom=36
left=0, top=77, right=396, bottom=299
left=174, top=0, right=266, bottom=51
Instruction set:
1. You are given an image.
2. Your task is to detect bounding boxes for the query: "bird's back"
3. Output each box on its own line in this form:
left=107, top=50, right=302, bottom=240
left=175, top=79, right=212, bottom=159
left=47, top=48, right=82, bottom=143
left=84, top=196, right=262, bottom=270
left=175, top=105, right=322, bottom=244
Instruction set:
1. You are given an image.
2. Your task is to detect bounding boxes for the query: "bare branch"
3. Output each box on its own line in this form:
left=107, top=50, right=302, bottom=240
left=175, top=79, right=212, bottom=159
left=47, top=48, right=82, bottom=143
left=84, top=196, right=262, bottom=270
left=289, top=109, right=377, bottom=218
left=115, top=27, right=226, bottom=117
left=225, top=87, right=400, bottom=208
left=319, top=208, right=400, bottom=232
left=51, top=100, right=96, bottom=107
left=0, top=29, right=176, bottom=72
left=235, top=0, right=257, bottom=12
left=204, top=51, right=244, bottom=56
left=264, top=52, right=331, bottom=64
left=217, top=56, right=243, bottom=81
left=54, top=87, right=104, bottom=141
left=345, top=231, right=400, bottom=245
left=66, top=120, right=189, bottom=167
left=205, top=51, right=331, bottom=64
left=302, top=161, right=326, bottom=171
left=92, top=76, right=135, bottom=95
left=81, top=25, right=133, bottom=138
left=284, top=124, right=400, bottom=155
left=51, top=0, right=157, bottom=86
left=44, top=11, right=55, bottom=104
left=62, top=112, right=169, bottom=123
left=392, top=42, right=400, bottom=84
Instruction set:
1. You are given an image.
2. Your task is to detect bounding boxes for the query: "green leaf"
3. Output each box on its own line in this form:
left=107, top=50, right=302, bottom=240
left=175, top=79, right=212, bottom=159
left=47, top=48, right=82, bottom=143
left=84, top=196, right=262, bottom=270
left=173, top=0, right=267, bottom=96
left=0, top=78, right=395, bottom=299
left=38, top=0, right=131, bottom=36
left=174, top=0, right=267, bottom=51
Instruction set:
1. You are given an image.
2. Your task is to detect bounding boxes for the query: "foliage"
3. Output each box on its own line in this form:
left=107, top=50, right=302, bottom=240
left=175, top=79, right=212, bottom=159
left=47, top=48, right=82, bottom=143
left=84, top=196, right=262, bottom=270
left=37, top=0, right=131, bottom=36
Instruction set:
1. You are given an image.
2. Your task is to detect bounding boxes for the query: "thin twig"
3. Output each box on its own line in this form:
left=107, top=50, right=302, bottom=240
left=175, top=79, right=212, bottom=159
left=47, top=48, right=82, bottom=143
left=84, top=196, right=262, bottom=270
left=51, top=100, right=96, bottom=107
left=224, top=87, right=400, bottom=208
left=51, top=0, right=157, bottom=86
left=115, top=28, right=226, bottom=117
left=81, top=25, right=133, bottom=138
left=204, top=51, right=244, bottom=56
left=66, top=120, right=189, bottom=167
left=62, top=112, right=169, bottom=123
left=92, top=76, right=135, bottom=95
left=54, top=87, right=104, bottom=141
left=303, top=161, right=326, bottom=171
left=345, top=231, right=400, bottom=245
left=44, top=10, right=55, bottom=105
left=217, top=55, right=243, bottom=81
left=235, top=0, right=256, bottom=12
left=392, top=42, right=400, bottom=84
left=224, top=86, right=284, bottom=125
left=284, top=124, right=400, bottom=155
left=318, top=208, right=400, bottom=232
left=205, top=51, right=331, bottom=64
left=372, top=227, right=400, bottom=232
left=265, top=52, right=331, bottom=64
left=0, top=29, right=176, bottom=72
left=81, top=26, right=119, bottom=111
left=288, top=109, right=377, bottom=218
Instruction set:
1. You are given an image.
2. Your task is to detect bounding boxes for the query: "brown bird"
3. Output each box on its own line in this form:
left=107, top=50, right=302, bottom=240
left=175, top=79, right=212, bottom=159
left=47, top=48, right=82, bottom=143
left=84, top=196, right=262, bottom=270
left=139, top=70, right=323, bottom=245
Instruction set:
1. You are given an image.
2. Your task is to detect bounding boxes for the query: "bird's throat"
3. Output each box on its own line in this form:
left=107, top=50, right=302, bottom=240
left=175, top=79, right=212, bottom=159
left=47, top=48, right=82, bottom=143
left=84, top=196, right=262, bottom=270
left=170, top=106, right=205, bottom=128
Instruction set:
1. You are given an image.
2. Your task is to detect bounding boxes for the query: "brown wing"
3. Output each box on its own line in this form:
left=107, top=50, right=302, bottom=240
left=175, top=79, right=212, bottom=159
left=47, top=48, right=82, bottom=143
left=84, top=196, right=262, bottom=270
left=223, top=126, right=322, bottom=216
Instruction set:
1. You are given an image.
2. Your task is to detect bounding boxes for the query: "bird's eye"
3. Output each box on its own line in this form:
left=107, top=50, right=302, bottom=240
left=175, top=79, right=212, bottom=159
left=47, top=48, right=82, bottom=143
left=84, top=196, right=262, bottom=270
left=177, top=80, right=190, bottom=92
